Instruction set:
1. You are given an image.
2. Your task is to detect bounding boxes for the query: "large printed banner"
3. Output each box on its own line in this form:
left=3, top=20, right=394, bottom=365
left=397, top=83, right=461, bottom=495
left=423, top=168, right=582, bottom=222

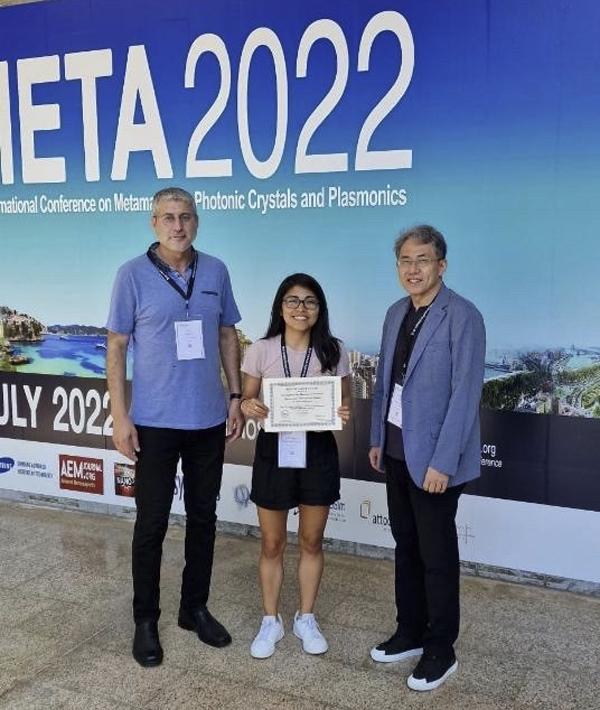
left=1, top=0, right=599, bottom=582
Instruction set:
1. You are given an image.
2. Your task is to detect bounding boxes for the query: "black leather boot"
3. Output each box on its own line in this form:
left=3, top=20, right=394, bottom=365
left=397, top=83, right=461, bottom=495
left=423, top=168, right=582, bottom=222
left=132, top=620, right=163, bottom=667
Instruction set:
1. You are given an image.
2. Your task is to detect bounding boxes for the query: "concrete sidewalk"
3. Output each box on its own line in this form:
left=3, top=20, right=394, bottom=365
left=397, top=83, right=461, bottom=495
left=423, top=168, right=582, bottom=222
left=0, top=500, right=598, bottom=709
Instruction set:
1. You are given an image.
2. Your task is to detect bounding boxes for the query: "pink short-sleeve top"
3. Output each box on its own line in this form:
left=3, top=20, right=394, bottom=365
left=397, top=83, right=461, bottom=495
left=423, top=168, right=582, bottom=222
left=242, top=336, right=350, bottom=380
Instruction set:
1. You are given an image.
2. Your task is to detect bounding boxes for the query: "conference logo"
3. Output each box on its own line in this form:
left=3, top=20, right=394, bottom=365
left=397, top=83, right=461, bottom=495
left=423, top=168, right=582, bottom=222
left=114, top=463, right=135, bottom=497
left=59, top=454, right=104, bottom=495
left=0, top=457, right=15, bottom=474
left=234, top=483, right=250, bottom=508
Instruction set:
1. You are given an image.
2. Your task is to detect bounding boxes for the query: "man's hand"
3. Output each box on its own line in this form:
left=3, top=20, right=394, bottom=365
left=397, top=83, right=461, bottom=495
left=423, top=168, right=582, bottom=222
left=112, top=415, right=140, bottom=462
left=226, top=399, right=244, bottom=442
left=423, top=466, right=450, bottom=494
left=368, top=446, right=384, bottom=473
left=337, top=405, right=351, bottom=424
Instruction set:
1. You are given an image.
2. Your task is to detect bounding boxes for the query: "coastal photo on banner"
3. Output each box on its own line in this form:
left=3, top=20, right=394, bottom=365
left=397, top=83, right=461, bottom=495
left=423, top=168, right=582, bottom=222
left=1, top=0, right=599, bottom=580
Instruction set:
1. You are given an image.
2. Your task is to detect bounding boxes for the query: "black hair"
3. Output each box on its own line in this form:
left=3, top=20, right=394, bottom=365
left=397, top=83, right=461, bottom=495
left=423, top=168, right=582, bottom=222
left=263, top=273, right=341, bottom=373
left=394, top=224, right=447, bottom=260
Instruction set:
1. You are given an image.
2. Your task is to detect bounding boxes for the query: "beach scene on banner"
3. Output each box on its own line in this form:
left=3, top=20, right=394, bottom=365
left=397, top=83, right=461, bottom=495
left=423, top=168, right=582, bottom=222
left=1, top=304, right=599, bottom=417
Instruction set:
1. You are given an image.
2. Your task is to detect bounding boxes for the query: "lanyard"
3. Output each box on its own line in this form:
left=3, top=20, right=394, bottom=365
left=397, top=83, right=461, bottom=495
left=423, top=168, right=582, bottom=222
left=280, top=334, right=312, bottom=378
left=400, top=305, right=432, bottom=383
left=410, top=304, right=432, bottom=338
left=147, top=244, right=198, bottom=317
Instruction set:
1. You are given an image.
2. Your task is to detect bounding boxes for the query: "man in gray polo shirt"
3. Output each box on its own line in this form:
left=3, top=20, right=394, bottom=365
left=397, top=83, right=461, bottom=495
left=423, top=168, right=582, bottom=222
left=106, top=187, right=244, bottom=667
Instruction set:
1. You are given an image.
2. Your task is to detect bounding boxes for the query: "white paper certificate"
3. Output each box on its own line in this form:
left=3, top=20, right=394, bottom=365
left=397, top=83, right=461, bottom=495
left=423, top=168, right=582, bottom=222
left=263, top=376, right=342, bottom=432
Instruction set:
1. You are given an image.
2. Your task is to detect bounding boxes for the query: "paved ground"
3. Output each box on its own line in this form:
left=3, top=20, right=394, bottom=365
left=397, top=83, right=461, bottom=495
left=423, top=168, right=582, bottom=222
left=0, top=500, right=598, bottom=709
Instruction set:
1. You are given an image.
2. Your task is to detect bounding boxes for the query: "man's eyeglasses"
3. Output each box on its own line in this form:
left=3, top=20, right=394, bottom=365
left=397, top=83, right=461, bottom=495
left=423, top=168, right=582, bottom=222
left=158, top=213, right=196, bottom=225
left=397, top=257, right=440, bottom=270
left=283, top=296, right=320, bottom=311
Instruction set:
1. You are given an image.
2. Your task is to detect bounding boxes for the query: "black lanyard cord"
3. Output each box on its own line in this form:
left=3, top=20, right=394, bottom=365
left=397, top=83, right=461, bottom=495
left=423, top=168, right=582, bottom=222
left=146, top=246, right=198, bottom=306
left=280, top=334, right=312, bottom=378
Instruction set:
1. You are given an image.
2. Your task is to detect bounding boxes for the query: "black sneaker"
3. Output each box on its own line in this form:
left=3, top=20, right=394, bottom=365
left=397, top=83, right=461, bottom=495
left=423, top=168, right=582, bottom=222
left=407, top=651, right=458, bottom=691
left=370, top=630, right=423, bottom=663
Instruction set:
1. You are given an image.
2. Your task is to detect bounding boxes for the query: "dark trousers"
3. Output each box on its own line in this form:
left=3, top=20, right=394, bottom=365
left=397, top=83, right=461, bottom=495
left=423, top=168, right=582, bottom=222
left=132, top=423, right=226, bottom=623
left=385, top=456, right=465, bottom=656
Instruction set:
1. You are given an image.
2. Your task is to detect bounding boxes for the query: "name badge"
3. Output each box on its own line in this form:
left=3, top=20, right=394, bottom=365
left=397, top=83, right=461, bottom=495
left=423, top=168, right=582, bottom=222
left=278, top=431, right=307, bottom=468
left=387, top=383, right=403, bottom=428
left=175, top=320, right=205, bottom=360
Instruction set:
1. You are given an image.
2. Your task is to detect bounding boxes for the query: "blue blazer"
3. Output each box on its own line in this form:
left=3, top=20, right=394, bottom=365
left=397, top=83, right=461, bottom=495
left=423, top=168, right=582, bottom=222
left=370, top=283, right=486, bottom=488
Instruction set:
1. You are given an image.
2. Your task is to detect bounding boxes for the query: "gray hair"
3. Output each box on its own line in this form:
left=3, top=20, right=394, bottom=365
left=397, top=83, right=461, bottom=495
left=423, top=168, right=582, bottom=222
left=151, top=187, right=197, bottom=216
left=394, top=225, right=447, bottom=260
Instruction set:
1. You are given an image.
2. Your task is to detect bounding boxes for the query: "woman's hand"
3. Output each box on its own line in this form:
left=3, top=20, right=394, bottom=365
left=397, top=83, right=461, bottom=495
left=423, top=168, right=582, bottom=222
left=241, top=397, right=269, bottom=420
left=337, top=405, right=351, bottom=425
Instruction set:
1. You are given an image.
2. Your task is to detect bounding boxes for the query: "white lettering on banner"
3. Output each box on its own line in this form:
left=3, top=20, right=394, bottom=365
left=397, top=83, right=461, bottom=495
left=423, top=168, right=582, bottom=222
left=185, top=34, right=233, bottom=178
left=113, top=192, right=153, bottom=212
left=295, top=19, right=349, bottom=174
left=111, top=45, right=173, bottom=181
left=17, top=55, right=66, bottom=184
left=0, top=383, right=114, bottom=439
left=0, top=11, right=414, bottom=186
left=64, top=49, right=113, bottom=182
left=0, top=61, right=14, bottom=184
left=356, top=11, right=414, bottom=171
left=52, top=387, right=113, bottom=436
left=39, top=195, right=97, bottom=213
left=241, top=418, right=262, bottom=440
left=23, top=386, right=41, bottom=429
left=0, top=185, right=407, bottom=217
left=237, top=27, right=288, bottom=180
left=0, top=384, right=42, bottom=428
left=481, top=442, right=503, bottom=468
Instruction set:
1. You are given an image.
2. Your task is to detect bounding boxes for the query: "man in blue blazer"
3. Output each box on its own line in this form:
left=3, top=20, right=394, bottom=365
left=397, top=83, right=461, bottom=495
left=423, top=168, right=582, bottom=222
left=369, top=225, right=485, bottom=692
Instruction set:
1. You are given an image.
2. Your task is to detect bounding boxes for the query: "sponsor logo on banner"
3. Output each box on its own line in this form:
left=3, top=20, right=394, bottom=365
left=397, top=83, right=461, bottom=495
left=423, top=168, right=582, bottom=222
left=359, top=498, right=390, bottom=527
left=16, top=459, right=53, bottom=479
left=233, top=484, right=250, bottom=508
left=0, top=457, right=15, bottom=474
left=114, top=463, right=135, bottom=497
left=457, top=523, right=476, bottom=545
left=59, top=454, right=104, bottom=494
left=328, top=500, right=347, bottom=523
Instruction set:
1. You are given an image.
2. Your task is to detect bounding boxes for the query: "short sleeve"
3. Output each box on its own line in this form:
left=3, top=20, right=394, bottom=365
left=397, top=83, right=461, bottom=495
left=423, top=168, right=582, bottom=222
left=336, top=340, right=351, bottom=377
left=106, top=265, right=136, bottom=335
left=220, top=266, right=241, bottom=326
left=241, top=340, right=264, bottom=378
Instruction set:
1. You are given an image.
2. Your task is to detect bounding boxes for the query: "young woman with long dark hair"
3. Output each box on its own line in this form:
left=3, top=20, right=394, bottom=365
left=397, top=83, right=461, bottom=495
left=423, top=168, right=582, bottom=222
left=240, top=273, right=351, bottom=659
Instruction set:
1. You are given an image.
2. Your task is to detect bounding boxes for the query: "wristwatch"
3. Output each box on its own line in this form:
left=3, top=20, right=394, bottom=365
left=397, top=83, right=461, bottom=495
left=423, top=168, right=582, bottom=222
left=229, top=393, right=242, bottom=400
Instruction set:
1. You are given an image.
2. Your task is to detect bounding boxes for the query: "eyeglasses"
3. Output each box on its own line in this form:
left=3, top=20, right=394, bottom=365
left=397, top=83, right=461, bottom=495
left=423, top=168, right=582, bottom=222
left=158, top=213, right=196, bottom=225
left=283, top=296, right=320, bottom=311
left=396, top=257, right=440, bottom=270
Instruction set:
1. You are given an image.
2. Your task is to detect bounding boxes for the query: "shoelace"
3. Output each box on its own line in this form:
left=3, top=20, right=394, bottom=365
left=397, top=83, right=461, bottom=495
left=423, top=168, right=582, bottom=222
left=300, top=616, right=322, bottom=640
left=257, top=618, right=279, bottom=641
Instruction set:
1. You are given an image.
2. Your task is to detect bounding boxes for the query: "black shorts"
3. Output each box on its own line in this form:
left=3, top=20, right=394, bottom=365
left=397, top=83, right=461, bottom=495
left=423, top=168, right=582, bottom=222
left=250, top=430, right=340, bottom=510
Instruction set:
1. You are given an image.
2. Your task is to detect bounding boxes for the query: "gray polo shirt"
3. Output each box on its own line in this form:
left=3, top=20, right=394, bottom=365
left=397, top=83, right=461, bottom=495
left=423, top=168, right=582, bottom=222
left=106, top=249, right=241, bottom=430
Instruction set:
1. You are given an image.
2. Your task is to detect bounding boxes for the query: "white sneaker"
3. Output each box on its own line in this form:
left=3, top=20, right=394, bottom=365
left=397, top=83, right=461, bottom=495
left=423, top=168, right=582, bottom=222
left=250, top=614, right=284, bottom=659
left=293, top=612, right=328, bottom=655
